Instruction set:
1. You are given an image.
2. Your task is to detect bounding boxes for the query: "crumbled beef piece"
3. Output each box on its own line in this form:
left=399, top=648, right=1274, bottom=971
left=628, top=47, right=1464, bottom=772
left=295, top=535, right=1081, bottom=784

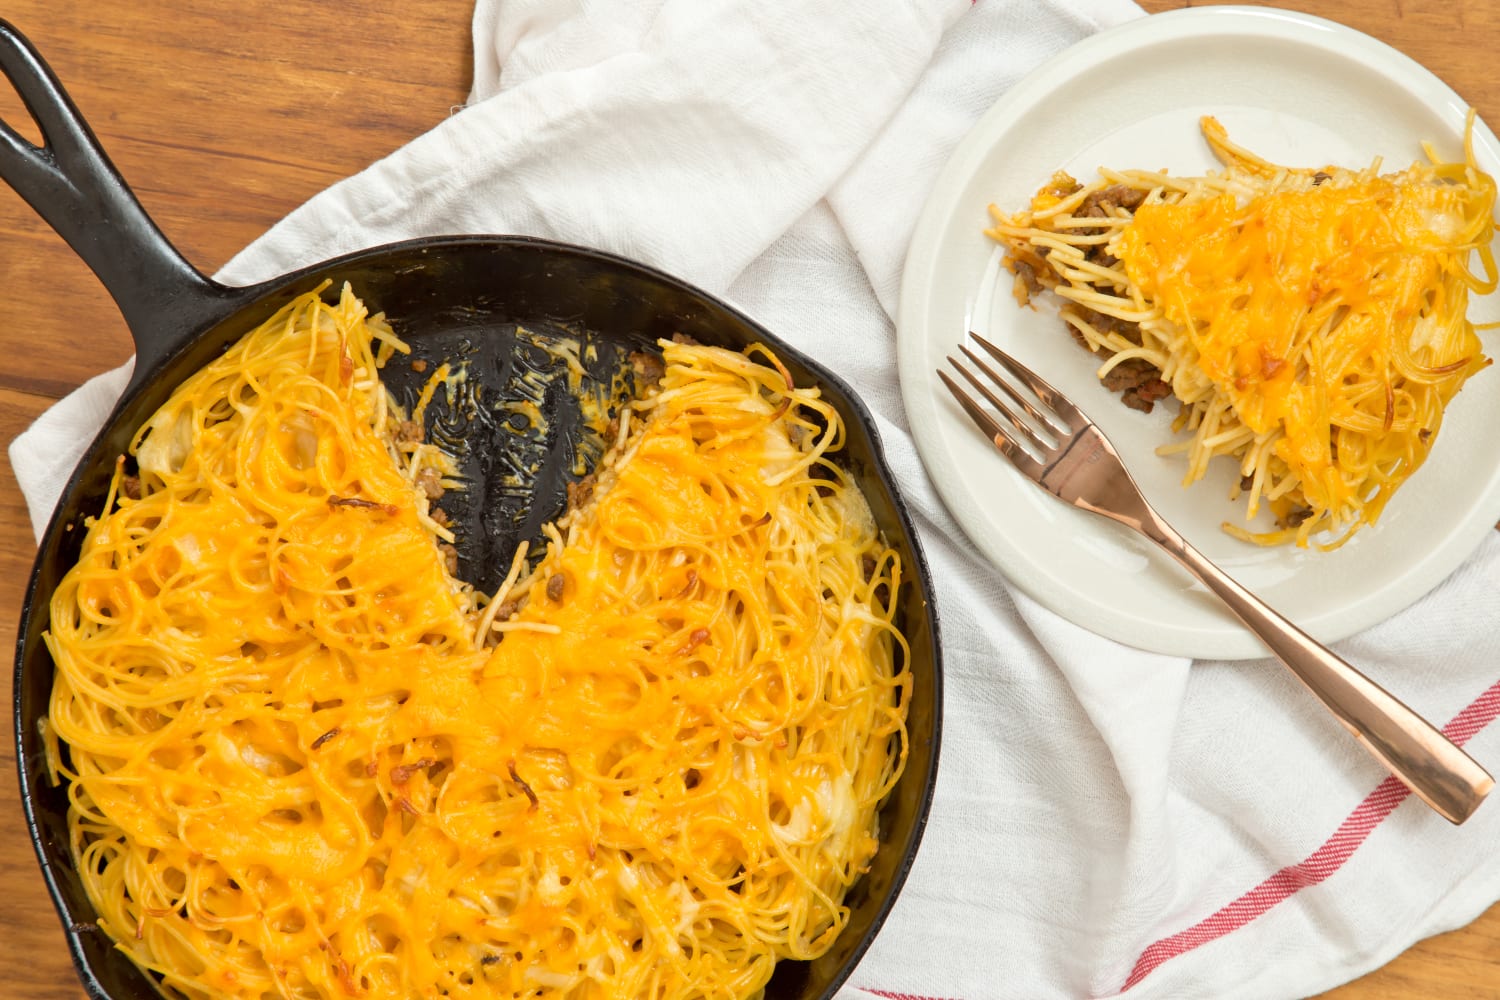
left=1076, top=185, right=1148, bottom=241
left=1100, top=358, right=1172, bottom=413
left=1312, top=171, right=1331, bottom=186
left=1097, top=357, right=1155, bottom=392
left=546, top=574, right=565, bottom=601
left=629, top=350, right=665, bottom=389
left=437, top=542, right=459, bottom=575
left=1012, top=259, right=1043, bottom=306
left=395, top=420, right=424, bottom=446
left=390, top=758, right=437, bottom=785
left=1074, top=307, right=1143, bottom=346
left=1109, top=185, right=1148, bottom=210
left=1123, top=376, right=1173, bottom=413
left=328, top=495, right=399, bottom=515
left=1283, top=507, right=1314, bottom=528
left=679, top=628, right=711, bottom=655
left=429, top=506, right=451, bottom=528
left=1080, top=184, right=1147, bottom=216
left=671, top=333, right=701, bottom=346
left=415, top=466, right=444, bottom=501
left=1240, top=475, right=1255, bottom=492
left=1086, top=243, right=1120, bottom=269
left=410, top=358, right=428, bottom=373
left=120, top=474, right=142, bottom=500
left=566, top=473, right=597, bottom=513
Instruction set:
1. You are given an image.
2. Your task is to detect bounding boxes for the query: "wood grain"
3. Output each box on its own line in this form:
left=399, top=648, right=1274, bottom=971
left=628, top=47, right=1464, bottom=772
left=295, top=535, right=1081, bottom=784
left=0, top=2, right=471, bottom=397
left=0, top=1, right=1497, bottom=997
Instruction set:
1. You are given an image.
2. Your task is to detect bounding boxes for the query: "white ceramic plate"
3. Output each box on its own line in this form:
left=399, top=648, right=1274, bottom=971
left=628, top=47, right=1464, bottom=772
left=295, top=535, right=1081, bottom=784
left=897, top=6, right=1500, bottom=659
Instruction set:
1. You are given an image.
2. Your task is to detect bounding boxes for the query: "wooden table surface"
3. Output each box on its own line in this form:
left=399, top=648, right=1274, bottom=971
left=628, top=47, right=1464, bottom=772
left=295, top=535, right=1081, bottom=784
left=0, top=1, right=1496, bottom=997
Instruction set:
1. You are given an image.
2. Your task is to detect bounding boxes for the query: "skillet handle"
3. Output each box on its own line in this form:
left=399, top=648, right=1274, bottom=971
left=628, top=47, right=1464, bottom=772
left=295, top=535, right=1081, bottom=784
left=0, top=20, right=248, bottom=377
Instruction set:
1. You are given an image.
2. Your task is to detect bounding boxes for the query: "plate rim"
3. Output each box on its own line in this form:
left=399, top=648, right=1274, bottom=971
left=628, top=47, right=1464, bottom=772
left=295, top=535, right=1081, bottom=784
left=896, top=4, right=1500, bottom=660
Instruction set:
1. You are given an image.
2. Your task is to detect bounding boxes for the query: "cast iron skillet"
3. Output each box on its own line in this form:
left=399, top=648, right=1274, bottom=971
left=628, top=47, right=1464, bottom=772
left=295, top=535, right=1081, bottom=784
left=2, top=19, right=941, bottom=1000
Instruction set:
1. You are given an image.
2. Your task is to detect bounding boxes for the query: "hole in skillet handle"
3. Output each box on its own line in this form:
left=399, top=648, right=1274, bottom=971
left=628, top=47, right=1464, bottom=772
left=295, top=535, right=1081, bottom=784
left=0, top=39, right=42, bottom=147
left=0, top=17, right=255, bottom=382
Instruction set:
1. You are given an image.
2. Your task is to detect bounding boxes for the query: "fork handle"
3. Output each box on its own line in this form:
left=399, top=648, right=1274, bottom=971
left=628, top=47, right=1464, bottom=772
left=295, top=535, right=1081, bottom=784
left=1140, top=515, right=1494, bottom=824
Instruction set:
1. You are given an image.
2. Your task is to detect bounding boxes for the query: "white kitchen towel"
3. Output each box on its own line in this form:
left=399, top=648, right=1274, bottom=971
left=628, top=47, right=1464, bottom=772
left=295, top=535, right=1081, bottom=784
left=12, top=2, right=1500, bottom=998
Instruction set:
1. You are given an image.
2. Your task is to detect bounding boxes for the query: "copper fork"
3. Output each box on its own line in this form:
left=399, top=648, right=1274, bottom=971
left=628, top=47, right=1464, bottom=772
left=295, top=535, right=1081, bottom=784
left=939, top=333, right=1493, bottom=825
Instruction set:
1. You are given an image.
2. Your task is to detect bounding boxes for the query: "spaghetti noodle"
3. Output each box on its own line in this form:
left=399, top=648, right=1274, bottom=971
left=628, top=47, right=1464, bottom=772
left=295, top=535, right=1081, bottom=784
left=43, top=286, right=909, bottom=1000
left=986, top=116, right=1498, bottom=547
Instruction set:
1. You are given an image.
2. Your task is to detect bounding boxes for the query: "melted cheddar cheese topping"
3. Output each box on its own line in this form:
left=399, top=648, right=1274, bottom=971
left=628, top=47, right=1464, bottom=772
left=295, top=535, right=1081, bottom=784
left=44, top=287, right=909, bottom=1000
left=1118, top=175, right=1486, bottom=517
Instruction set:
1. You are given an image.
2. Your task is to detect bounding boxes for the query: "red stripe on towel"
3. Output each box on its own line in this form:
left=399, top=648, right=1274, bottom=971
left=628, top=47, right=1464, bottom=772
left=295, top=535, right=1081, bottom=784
left=1121, top=677, right=1500, bottom=992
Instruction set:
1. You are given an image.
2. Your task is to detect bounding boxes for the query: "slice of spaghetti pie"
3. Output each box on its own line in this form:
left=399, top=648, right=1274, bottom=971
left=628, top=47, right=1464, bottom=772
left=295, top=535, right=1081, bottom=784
left=987, top=116, right=1498, bottom=548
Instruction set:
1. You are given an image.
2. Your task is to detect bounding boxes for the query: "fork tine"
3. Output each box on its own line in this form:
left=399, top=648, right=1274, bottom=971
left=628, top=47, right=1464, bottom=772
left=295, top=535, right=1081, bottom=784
left=958, top=345, right=1070, bottom=440
left=970, top=333, right=1088, bottom=431
left=936, top=369, right=1044, bottom=477
left=937, top=368, right=1004, bottom=439
left=948, top=356, right=1051, bottom=453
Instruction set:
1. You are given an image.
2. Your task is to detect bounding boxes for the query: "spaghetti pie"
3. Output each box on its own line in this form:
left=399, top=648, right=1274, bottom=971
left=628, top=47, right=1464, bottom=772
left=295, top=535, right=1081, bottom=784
left=43, top=286, right=909, bottom=1000
left=986, top=116, right=1499, bottom=547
